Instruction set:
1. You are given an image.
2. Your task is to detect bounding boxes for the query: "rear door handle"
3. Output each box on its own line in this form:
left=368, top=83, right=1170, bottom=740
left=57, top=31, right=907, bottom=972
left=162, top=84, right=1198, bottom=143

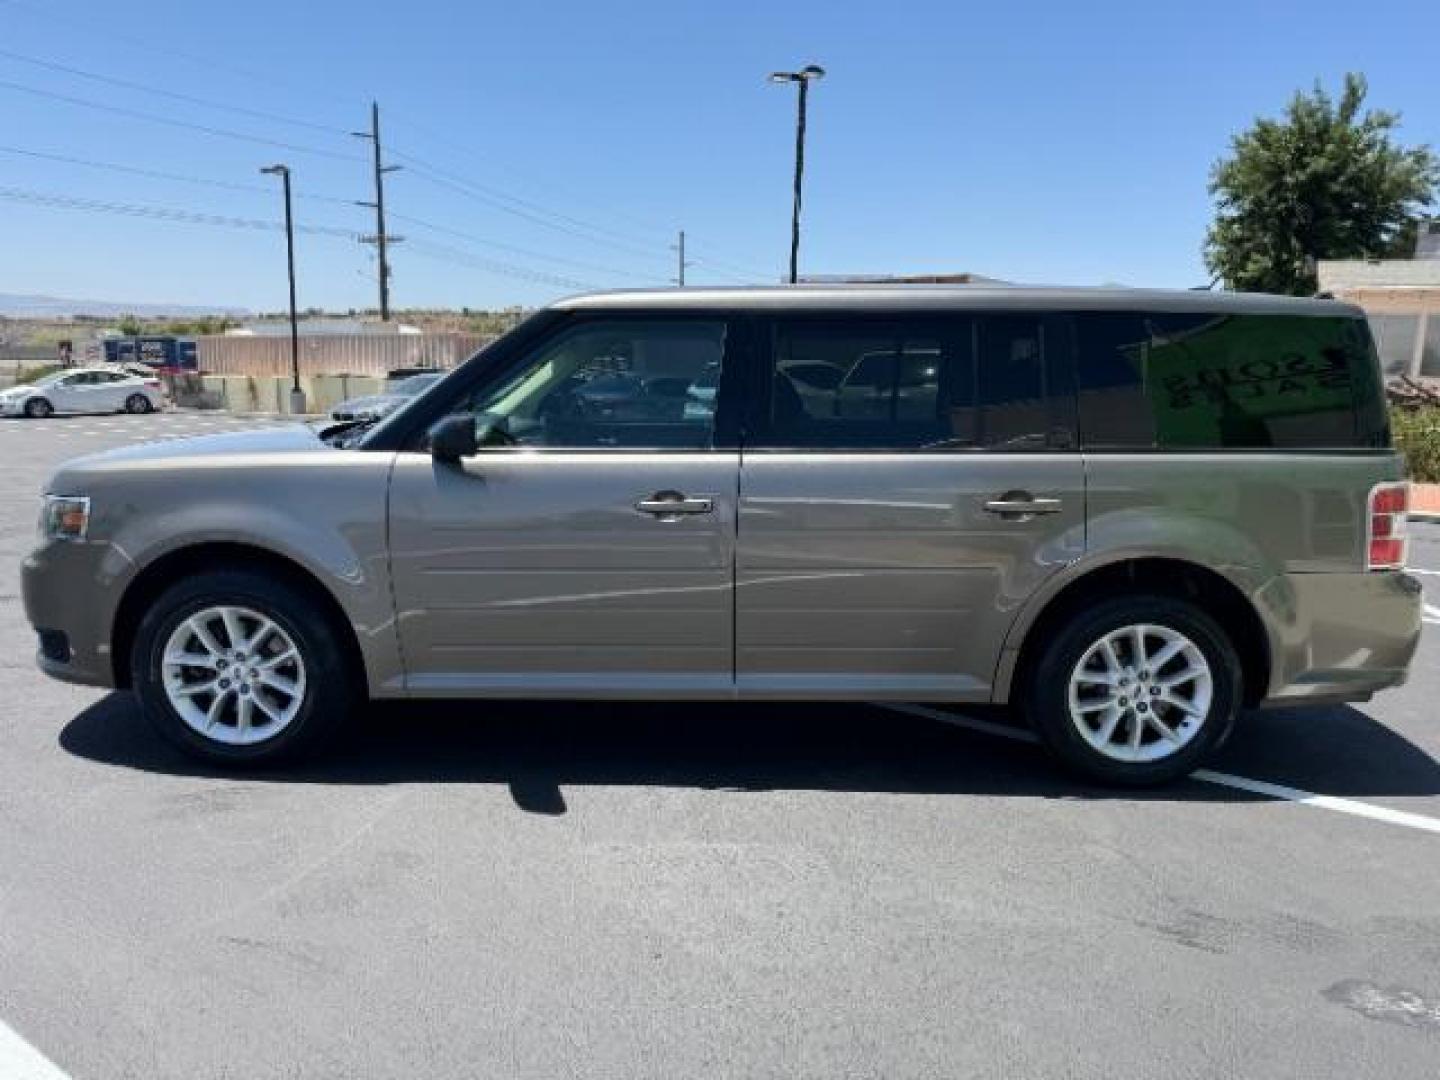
left=636, top=492, right=714, bottom=517
left=984, top=496, right=1063, bottom=516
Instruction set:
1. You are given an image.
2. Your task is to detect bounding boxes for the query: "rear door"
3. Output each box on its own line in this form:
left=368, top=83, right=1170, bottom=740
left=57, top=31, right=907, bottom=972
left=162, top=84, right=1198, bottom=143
left=736, top=311, right=1085, bottom=700
left=92, top=370, right=132, bottom=410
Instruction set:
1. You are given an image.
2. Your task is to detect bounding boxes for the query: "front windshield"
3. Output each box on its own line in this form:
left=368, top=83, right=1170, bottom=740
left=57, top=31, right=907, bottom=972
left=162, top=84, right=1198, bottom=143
left=393, top=372, right=443, bottom=397
left=34, top=371, right=68, bottom=387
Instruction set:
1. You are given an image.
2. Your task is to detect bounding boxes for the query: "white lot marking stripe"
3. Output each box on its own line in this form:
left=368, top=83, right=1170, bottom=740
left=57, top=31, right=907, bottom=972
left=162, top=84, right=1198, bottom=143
left=0, top=1018, right=71, bottom=1080
left=1406, top=567, right=1440, bottom=576
left=1424, top=603, right=1440, bottom=620
left=1191, top=770, right=1440, bottom=834
left=876, top=703, right=1440, bottom=835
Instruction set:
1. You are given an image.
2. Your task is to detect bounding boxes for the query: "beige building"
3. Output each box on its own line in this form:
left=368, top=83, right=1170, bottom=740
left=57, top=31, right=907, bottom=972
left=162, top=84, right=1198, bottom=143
left=1319, top=225, right=1440, bottom=379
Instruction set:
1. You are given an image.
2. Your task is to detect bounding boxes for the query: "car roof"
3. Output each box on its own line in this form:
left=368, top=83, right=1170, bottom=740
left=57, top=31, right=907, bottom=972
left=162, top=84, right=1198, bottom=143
left=550, top=284, right=1362, bottom=318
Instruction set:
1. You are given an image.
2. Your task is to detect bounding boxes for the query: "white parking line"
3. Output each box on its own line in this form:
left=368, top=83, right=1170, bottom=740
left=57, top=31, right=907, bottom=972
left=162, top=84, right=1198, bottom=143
left=877, top=703, right=1440, bottom=836
left=0, top=1019, right=70, bottom=1080
left=1191, top=770, right=1440, bottom=834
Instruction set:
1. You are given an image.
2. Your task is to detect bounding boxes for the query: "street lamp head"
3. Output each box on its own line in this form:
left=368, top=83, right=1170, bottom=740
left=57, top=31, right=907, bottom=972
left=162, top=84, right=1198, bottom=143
left=260, top=164, right=289, bottom=177
left=769, top=65, right=825, bottom=84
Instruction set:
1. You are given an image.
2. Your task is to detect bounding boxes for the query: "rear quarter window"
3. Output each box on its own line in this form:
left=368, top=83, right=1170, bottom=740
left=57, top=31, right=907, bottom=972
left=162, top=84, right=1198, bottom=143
left=1075, top=311, right=1388, bottom=450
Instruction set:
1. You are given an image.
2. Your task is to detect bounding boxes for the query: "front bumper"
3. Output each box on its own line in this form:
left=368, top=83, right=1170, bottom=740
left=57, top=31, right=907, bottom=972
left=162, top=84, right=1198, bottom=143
left=1259, top=570, right=1422, bottom=705
left=22, top=537, right=134, bottom=688
left=0, top=397, right=29, bottom=416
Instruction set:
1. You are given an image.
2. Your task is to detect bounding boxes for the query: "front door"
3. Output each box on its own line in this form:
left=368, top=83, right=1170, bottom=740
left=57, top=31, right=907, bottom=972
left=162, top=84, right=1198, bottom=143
left=736, top=311, right=1085, bottom=700
left=388, top=316, right=739, bottom=696
left=45, top=373, right=87, bottom=411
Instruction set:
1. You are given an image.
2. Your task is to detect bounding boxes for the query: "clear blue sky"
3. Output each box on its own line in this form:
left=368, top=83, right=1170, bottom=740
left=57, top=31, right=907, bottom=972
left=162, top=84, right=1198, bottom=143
left=1, top=0, right=1436, bottom=313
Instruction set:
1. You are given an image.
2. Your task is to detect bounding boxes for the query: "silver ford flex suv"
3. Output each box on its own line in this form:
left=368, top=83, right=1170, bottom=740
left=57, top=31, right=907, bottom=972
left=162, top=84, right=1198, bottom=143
left=22, top=286, right=1423, bottom=784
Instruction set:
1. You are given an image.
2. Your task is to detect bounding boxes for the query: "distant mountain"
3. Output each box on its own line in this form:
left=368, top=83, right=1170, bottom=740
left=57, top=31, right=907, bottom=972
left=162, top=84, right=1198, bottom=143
left=0, top=292, right=250, bottom=319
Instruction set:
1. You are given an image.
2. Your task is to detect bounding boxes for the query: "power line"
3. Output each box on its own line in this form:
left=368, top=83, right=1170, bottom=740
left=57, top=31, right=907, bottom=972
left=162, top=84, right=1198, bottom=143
left=393, top=147, right=763, bottom=280
left=0, top=142, right=654, bottom=284
left=0, top=184, right=358, bottom=236
left=388, top=211, right=662, bottom=284
left=0, top=184, right=601, bottom=293
left=390, top=149, right=669, bottom=263
left=0, top=78, right=365, bottom=163
left=0, top=144, right=357, bottom=206
left=0, top=0, right=362, bottom=111
left=0, top=1, right=767, bottom=285
left=405, top=239, right=597, bottom=292
left=387, top=111, right=770, bottom=279
left=0, top=47, right=351, bottom=137
left=0, top=9, right=767, bottom=281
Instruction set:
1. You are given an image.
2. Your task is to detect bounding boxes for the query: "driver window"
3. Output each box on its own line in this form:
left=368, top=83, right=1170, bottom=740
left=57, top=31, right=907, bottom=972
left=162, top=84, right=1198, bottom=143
left=466, top=320, right=726, bottom=450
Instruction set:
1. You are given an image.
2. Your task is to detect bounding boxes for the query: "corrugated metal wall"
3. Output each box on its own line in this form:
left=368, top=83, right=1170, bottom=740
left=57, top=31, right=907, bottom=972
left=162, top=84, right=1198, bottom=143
left=196, top=333, right=493, bottom=376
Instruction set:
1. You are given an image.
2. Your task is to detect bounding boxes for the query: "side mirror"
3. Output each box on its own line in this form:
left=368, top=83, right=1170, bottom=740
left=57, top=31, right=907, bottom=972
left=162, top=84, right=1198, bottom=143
left=428, top=414, right=478, bottom=462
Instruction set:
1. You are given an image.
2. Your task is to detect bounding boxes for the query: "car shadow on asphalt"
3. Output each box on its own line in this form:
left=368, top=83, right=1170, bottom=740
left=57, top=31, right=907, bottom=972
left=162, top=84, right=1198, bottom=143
left=57, top=693, right=1440, bottom=813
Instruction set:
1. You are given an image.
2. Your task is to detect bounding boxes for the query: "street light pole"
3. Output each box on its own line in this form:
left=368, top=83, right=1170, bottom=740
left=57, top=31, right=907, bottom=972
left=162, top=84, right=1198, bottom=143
left=261, top=164, right=306, bottom=415
left=769, top=64, right=825, bottom=284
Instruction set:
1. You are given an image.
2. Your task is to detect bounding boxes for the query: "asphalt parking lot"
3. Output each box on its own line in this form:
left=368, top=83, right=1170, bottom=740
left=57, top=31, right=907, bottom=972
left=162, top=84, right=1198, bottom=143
left=1, top=412, right=1438, bottom=1079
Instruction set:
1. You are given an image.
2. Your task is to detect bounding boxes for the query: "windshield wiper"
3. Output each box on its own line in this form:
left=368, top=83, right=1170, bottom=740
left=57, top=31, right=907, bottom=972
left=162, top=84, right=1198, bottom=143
left=320, top=417, right=379, bottom=447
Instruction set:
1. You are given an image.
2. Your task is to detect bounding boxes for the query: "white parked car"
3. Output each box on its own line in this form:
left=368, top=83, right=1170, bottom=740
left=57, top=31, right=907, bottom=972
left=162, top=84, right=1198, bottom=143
left=0, top=367, right=165, bottom=418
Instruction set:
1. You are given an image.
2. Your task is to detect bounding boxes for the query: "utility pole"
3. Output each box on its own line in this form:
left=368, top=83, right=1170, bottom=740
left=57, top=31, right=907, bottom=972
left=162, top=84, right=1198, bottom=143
left=353, top=101, right=403, bottom=320
left=672, top=229, right=692, bottom=287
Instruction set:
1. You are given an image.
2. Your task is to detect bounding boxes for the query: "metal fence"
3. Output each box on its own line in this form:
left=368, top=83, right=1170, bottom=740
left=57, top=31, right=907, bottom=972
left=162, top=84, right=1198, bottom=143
left=195, top=332, right=494, bottom=377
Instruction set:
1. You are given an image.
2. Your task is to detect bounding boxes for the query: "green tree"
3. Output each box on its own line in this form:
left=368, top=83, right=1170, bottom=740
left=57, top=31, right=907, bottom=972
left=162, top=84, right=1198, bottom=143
left=1205, top=73, right=1439, bottom=295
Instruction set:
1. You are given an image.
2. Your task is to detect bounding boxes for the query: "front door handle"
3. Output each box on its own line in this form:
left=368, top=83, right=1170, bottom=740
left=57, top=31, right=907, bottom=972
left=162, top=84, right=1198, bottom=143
left=984, top=494, right=1063, bottom=517
left=636, top=491, right=714, bottom=518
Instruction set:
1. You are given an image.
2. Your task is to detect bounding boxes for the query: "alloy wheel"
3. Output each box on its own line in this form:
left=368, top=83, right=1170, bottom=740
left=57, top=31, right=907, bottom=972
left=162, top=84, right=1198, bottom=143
left=161, top=605, right=307, bottom=746
left=1065, top=623, right=1213, bottom=763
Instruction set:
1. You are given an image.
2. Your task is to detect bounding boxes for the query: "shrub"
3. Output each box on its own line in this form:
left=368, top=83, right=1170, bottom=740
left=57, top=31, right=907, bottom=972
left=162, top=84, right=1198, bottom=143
left=1391, top=405, right=1440, bottom=482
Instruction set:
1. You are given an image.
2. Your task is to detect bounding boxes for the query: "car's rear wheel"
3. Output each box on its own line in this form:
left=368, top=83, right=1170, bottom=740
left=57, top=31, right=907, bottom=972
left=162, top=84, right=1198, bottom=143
left=130, top=570, right=356, bottom=765
left=125, top=393, right=153, bottom=414
left=24, top=397, right=52, bottom=419
left=1025, top=595, right=1241, bottom=786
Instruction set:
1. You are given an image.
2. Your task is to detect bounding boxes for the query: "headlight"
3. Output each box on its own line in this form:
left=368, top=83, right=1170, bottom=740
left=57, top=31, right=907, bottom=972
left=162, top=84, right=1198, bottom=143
left=41, top=495, right=91, bottom=541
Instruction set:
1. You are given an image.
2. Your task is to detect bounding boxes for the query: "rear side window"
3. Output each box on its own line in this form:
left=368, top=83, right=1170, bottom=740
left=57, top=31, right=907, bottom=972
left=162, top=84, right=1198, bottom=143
left=762, top=316, right=1074, bottom=450
left=1075, top=311, right=1388, bottom=449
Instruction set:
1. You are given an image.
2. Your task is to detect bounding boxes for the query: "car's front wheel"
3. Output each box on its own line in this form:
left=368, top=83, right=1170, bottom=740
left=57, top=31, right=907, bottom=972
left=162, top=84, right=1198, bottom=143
left=130, top=570, right=356, bottom=766
left=24, top=397, right=53, bottom=419
left=1025, top=595, right=1241, bottom=786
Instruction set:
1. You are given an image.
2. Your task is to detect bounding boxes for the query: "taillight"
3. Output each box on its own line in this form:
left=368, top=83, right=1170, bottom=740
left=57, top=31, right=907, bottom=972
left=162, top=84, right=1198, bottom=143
left=145, top=380, right=160, bottom=389
left=1367, top=482, right=1409, bottom=570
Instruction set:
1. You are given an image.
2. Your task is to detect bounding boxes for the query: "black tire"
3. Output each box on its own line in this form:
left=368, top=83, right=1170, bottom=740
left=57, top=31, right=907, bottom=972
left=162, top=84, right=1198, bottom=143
left=130, top=569, right=357, bottom=766
left=24, top=397, right=52, bottom=418
left=1024, top=595, right=1241, bottom=786
left=125, top=393, right=153, bottom=414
